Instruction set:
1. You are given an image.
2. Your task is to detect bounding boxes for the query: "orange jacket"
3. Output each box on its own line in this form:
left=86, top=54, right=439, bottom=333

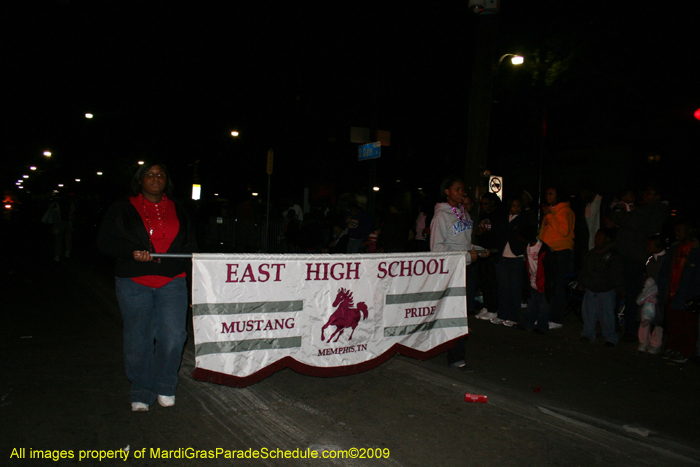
left=538, top=201, right=575, bottom=251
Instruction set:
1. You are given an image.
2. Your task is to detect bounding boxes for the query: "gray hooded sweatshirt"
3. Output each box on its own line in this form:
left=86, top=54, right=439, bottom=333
left=430, top=202, right=474, bottom=265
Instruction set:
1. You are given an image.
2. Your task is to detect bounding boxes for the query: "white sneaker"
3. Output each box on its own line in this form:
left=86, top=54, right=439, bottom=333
left=548, top=322, right=563, bottom=330
left=490, top=317, right=504, bottom=325
left=637, top=342, right=649, bottom=352
left=478, top=311, right=497, bottom=320
left=131, top=402, right=149, bottom=412
left=158, top=395, right=175, bottom=407
left=647, top=346, right=661, bottom=355
left=475, top=308, right=489, bottom=319
left=502, top=320, right=518, bottom=327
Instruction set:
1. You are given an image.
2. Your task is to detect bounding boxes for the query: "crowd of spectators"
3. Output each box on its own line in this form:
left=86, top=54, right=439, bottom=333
left=235, top=183, right=699, bottom=366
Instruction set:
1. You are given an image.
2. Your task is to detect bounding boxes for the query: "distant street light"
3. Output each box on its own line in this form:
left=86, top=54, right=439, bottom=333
left=75, top=179, right=81, bottom=182
left=138, top=161, right=145, bottom=165
left=373, top=186, right=380, bottom=192
left=30, top=166, right=36, bottom=171
left=96, top=172, right=103, bottom=175
left=43, top=151, right=52, bottom=157
left=231, top=131, right=240, bottom=137
left=22, top=175, right=28, bottom=179
left=85, top=113, right=94, bottom=119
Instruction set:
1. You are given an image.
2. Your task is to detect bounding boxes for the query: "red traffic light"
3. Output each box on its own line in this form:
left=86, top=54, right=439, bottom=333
left=695, top=108, right=700, bottom=121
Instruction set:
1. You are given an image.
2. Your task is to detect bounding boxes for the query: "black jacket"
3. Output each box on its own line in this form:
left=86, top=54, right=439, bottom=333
left=97, top=197, right=197, bottom=278
left=498, top=213, right=528, bottom=257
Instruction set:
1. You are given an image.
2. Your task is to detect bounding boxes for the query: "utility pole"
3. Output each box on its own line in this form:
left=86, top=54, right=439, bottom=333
left=464, top=9, right=499, bottom=200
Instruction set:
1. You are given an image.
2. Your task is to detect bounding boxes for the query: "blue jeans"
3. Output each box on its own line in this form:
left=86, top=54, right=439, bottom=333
left=581, top=289, right=618, bottom=345
left=116, top=277, right=188, bottom=404
left=496, top=257, right=524, bottom=321
left=521, top=287, right=550, bottom=333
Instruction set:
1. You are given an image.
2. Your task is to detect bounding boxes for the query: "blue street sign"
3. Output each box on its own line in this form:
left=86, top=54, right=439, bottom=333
left=358, top=141, right=381, bottom=161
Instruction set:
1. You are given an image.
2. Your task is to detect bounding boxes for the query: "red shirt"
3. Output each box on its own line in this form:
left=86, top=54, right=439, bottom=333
left=129, top=194, right=186, bottom=288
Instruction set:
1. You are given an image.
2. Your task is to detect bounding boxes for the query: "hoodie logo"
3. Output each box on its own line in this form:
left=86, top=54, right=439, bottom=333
left=453, top=219, right=473, bottom=235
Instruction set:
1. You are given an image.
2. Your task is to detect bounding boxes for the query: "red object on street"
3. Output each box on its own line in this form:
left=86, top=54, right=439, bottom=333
left=464, top=393, right=488, bottom=403
left=694, top=108, right=700, bottom=121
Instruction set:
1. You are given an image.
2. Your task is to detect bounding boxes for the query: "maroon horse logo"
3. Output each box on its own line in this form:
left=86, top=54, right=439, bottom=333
left=321, top=288, right=369, bottom=343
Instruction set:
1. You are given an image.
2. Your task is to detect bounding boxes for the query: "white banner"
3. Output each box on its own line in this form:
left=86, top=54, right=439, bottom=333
left=191, top=251, right=467, bottom=386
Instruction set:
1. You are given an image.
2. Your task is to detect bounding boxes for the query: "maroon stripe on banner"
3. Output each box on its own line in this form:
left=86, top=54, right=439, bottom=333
left=190, top=335, right=465, bottom=388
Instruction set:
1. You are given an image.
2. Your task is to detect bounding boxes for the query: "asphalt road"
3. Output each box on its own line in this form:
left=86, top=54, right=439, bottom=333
left=2, top=218, right=699, bottom=466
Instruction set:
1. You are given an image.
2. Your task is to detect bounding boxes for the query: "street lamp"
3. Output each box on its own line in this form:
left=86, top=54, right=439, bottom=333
left=43, top=151, right=52, bottom=157
left=500, top=54, right=523, bottom=66
left=465, top=53, right=524, bottom=198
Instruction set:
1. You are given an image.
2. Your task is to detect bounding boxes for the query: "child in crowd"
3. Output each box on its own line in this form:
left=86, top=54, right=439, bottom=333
left=578, top=228, right=625, bottom=347
left=637, top=235, right=667, bottom=354
left=517, top=224, right=557, bottom=334
left=657, top=219, right=700, bottom=363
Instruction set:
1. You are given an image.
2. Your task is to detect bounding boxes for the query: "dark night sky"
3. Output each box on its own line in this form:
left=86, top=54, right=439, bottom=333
left=3, top=1, right=700, bottom=209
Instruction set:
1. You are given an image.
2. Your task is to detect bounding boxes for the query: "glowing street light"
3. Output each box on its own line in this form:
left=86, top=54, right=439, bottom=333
left=85, top=113, right=94, bottom=119
left=96, top=172, right=103, bottom=175
left=373, top=186, right=380, bottom=192
left=30, top=166, right=36, bottom=171
left=231, top=131, right=240, bottom=137
left=43, top=151, right=52, bottom=157
left=58, top=184, right=64, bottom=187
left=75, top=179, right=81, bottom=182
left=497, top=53, right=524, bottom=68
left=22, top=175, right=29, bottom=179
left=138, top=161, right=145, bottom=165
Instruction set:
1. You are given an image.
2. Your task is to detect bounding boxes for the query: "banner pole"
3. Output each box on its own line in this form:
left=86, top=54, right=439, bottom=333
left=150, top=253, right=193, bottom=258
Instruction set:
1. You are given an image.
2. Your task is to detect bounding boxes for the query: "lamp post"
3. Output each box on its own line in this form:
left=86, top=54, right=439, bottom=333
left=464, top=51, right=523, bottom=200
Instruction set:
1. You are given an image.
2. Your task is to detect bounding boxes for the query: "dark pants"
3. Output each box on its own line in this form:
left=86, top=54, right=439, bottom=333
left=550, top=249, right=573, bottom=324
left=521, top=287, right=551, bottom=333
left=496, top=257, right=525, bottom=322
left=477, top=254, right=499, bottom=313
left=666, top=306, right=699, bottom=357
left=447, top=338, right=466, bottom=366
left=622, top=258, right=645, bottom=337
left=467, top=263, right=477, bottom=315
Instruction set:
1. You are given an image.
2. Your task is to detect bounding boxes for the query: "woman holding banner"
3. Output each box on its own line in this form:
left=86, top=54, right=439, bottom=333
left=97, top=162, right=196, bottom=412
left=430, top=177, right=487, bottom=370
